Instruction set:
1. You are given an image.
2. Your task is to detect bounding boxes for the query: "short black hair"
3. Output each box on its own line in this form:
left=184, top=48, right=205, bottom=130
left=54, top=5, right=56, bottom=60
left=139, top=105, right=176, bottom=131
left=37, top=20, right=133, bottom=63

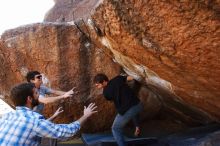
left=93, top=73, right=109, bottom=84
left=10, top=83, right=35, bottom=106
left=26, top=71, right=41, bottom=82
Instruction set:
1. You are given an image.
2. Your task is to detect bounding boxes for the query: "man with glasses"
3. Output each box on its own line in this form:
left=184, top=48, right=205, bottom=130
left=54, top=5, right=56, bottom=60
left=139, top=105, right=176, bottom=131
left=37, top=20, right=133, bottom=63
left=26, top=71, right=75, bottom=114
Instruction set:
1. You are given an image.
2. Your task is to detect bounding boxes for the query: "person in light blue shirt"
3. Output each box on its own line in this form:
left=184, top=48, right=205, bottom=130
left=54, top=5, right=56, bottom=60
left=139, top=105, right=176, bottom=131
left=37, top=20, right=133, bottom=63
left=0, top=83, right=97, bottom=146
left=26, top=71, right=78, bottom=146
left=26, top=71, right=76, bottom=114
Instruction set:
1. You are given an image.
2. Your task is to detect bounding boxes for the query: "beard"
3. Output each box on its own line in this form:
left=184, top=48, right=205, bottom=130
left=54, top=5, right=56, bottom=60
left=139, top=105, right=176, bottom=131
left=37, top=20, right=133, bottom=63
left=31, top=97, right=39, bottom=107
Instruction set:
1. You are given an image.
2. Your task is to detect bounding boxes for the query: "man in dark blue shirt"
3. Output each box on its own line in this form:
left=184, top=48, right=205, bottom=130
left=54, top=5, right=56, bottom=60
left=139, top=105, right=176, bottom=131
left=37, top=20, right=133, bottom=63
left=94, top=73, right=143, bottom=146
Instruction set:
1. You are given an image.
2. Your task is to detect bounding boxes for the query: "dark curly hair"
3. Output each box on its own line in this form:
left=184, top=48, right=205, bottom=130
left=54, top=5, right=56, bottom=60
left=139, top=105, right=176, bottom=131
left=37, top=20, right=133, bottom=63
left=26, top=71, right=41, bottom=82
left=93, top=73, right=109, bottom=84
left=10, top=83, right=35, bottom=106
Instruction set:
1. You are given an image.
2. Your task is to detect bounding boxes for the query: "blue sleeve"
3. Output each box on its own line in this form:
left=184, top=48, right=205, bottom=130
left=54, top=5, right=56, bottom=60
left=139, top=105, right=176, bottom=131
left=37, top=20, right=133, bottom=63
left=34, top=119, right=81, bottom=140
left=41, top=86, right=52, bottom=95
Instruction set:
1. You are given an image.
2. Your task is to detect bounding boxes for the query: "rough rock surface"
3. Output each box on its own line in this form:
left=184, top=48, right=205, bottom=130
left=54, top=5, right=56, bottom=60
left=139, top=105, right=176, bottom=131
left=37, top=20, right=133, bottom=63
left=0, top=23, right=162, bottom=132
left=0, top=0, right=220, bottom=135
left=90, top=0, right=220, bottom=121
left=0, top=23, right=120, bottom=130
left=45, top=0, right=220, bottom=122
left=45, top=0, right=102, bottom=22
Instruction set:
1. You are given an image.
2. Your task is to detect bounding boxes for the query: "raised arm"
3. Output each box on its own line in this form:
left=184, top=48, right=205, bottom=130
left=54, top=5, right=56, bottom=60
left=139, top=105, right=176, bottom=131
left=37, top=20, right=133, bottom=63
left=51, top=87, right=77, bottom=96
left=39, top=88, right=76, bottom=104
left=51, top=90, right=66, bottom=95
left=77, top=103, right=97, bottom=125
left=47, top=107, right=64, bottom=121
left=35, top=103, right=97, bottom=140
left=39, top=95, right=65, bottom=104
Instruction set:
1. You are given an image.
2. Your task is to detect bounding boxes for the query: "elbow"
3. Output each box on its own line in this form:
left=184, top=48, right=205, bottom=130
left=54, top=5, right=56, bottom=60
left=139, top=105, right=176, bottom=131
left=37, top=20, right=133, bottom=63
left=39, top=99, right=50, bottom=104
left=43, top=101, right=50, bottom=104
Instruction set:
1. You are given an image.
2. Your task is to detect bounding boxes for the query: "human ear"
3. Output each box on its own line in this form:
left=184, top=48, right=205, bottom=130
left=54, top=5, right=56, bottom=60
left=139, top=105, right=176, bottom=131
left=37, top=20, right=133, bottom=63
left=27, top=96, right=32, bottom=103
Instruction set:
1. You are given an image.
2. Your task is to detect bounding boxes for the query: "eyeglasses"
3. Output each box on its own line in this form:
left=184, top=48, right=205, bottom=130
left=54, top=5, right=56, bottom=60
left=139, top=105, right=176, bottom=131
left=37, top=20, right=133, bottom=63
left=35, top=75, right=42, bottom=79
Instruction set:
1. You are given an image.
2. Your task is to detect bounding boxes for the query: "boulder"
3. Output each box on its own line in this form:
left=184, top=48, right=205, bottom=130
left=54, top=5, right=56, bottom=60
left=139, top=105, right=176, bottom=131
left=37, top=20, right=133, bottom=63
left=0, top=0, right=219, bottom=133
left=45, top=0, right=220, bottom=123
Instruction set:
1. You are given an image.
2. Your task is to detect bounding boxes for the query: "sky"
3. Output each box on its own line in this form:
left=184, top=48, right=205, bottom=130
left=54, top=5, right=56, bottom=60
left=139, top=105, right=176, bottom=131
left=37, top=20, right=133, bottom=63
left=0, top=99, right=14, bottom=117
left=0, top=0, right=54, bottom=35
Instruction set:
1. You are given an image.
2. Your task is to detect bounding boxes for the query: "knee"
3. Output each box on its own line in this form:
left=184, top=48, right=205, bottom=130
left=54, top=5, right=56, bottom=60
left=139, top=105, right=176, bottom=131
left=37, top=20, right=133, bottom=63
left=111, top=126, right=119, bottom=134
left=111, top=124, right=117, bottom=131
left=112, top=123, right=122, bottom=132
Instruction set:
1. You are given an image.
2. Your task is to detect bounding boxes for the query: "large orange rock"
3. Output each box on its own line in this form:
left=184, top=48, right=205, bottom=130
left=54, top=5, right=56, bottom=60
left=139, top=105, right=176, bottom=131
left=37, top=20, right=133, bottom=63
left=0, top=23, right=161, bottom=132
left=0, top=23, right=122, bottom=131
left=44, top=0, right=220, bottom=123
left=90, top=0, right=220, bottom=122
left=45, top=0, right=102, bottom=21
left=0, top=0, right=219, bottom=133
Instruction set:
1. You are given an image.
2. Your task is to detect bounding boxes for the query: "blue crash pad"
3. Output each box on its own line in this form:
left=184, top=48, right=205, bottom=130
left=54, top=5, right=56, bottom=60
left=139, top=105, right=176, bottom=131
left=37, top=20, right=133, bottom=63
left=81, top=133, right=158, bottom=146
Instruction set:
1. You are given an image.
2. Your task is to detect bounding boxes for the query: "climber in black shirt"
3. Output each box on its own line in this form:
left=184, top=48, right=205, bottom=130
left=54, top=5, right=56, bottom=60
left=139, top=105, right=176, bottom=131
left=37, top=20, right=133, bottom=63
left=94, top=73, right=143, bottom=146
